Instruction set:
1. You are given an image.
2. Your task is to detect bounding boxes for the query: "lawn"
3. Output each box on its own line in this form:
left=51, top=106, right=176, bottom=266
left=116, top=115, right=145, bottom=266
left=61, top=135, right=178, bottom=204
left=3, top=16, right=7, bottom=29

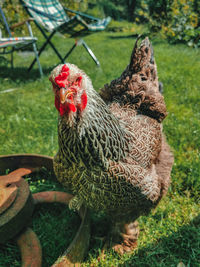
left=0, top=25, right=200, bottom=266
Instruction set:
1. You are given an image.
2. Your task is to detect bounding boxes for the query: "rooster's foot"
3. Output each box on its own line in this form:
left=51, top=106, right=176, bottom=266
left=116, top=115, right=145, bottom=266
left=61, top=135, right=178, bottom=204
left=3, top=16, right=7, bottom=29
left=106, top=221, right=139, bottom=255
left=112, top=233, right=138, bottom=255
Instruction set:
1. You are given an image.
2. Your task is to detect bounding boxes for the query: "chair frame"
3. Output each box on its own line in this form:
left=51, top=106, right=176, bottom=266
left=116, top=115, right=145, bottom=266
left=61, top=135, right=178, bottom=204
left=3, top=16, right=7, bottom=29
left=0, top=7, right=43, bottom=77
left=20, top=0, right=111, bottom=70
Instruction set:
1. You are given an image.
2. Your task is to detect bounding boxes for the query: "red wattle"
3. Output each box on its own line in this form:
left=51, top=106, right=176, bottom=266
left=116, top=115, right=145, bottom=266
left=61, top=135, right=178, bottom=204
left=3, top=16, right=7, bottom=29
left=55, top=96, right=60, bottom=111
left=80, top=91, right=87, bottom=111
left=55, top=97, right=69, bottom=116
left=68, top=103, right=77, bottom=112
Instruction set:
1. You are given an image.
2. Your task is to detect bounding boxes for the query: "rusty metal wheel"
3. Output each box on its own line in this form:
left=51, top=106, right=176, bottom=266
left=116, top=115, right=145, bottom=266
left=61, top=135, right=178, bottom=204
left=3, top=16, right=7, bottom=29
left=0, top=154, right=91, bottom=266
left=0, top=168, right=35, bottom=244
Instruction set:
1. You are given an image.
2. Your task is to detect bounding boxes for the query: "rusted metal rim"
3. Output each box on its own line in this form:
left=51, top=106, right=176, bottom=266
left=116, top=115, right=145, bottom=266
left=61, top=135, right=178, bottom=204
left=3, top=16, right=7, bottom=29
left=0, top=153, right=55, bottom=175
left=0, top=154, right=91, bottom=266
left=0, top=177, right=34, bottom=244
left=16, top=227, right=42, bottom=267
left=33, top=191, right=91, bottom=266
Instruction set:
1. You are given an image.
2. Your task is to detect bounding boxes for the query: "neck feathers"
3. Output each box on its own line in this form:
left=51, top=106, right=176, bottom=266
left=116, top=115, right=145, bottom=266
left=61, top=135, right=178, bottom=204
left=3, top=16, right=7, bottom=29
left=58, top=90, right=129, bottom=167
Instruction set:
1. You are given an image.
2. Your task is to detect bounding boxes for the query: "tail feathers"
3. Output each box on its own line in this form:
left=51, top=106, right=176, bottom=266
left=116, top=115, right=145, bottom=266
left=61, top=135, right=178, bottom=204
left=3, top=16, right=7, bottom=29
left=99, top=37, right=167, bottom=122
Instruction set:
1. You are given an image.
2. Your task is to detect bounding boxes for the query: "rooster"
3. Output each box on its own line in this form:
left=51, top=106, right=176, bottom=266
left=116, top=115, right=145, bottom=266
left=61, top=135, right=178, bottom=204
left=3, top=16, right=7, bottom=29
left=49, top=37, right=174, bottom=254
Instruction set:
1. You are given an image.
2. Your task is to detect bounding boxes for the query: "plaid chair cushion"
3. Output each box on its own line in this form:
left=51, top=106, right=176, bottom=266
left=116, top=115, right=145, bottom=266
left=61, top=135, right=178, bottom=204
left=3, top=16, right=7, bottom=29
left=24, top=0, right=69, bottom=31
left=87, top=17, right=111, bottom=31
left=19, top=0, right=111, bottom=67
left=23, top=0, right=111, bottom=33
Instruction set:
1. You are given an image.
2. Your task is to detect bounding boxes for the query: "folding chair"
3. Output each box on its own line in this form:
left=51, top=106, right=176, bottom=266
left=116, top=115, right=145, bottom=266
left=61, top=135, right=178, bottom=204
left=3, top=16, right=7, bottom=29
left=20, top=0, right=111, bottom=70
left=0, top=7, right=43, bottom=77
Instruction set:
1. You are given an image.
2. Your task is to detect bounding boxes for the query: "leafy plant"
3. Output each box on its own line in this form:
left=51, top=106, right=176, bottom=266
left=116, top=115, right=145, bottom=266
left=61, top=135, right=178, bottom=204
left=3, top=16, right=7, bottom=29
left=148, top=0, right=200, bottom=47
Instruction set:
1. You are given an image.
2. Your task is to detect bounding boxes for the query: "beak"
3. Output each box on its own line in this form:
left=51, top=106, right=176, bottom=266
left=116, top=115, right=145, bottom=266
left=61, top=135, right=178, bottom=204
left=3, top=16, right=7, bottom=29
left=60, top=87, right=73, bottom=104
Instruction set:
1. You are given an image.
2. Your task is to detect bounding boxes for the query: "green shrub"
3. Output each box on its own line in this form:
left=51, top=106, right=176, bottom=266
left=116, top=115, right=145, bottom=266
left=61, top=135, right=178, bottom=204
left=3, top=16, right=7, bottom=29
left=1, top=0, right=199, bottom=47
left=148, top=0, right=200, bottom=47
left=148, top=0, right=173, bottom=31
left=0, top=0, right=27, bottom=35
left=161, top=0, right=200, bottom=47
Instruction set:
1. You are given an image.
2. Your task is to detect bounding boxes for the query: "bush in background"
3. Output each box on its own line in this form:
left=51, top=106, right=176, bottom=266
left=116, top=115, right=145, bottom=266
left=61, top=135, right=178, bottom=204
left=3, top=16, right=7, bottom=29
left=148, top=0, right=200, bottom=47
left=1, top=0, right=199, bottom=47
left=88, top=0, right=200, bottom=47
left=161, top=0, right=200, bottom=47
left=0, top=0, right=26, bottom=34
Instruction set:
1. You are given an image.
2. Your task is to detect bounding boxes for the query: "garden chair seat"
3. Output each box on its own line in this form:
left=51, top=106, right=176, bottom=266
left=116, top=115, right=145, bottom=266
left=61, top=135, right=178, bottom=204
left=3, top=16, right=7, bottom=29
left=0, top=36, right=37, bottom=48
left=20, top=0, right=111, bottom=69
left=0, top=7, right=43, bottom=77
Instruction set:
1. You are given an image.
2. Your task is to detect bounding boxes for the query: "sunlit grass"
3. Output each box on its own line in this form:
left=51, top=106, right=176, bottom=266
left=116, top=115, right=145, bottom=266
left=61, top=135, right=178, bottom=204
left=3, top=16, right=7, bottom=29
left=0, top=24, right=199, bottom=266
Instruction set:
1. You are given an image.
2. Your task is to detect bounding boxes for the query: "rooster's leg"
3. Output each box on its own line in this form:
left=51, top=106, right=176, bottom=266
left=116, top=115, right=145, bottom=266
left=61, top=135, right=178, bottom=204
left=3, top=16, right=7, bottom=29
left=105, top=220, right=139, bottom=255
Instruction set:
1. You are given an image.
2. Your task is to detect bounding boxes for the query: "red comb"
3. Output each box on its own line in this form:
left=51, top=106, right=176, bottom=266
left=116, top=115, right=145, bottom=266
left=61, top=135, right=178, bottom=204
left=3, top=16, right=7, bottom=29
left=55, top=72, right=69, bottom=88
left=61, top=65, right=69, bottom=73
left=54, top=64, right=70, bottom=88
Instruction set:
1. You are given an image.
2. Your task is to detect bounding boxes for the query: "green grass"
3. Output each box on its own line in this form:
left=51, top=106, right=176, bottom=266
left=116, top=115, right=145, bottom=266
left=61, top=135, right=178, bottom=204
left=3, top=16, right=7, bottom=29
left=0, top=25, right=200, bottom=266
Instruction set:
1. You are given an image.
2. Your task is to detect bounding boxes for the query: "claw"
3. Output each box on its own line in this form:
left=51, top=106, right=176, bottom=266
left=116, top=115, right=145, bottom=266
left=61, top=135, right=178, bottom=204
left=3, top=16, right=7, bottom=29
left=99, top=220, right=139, bottom=256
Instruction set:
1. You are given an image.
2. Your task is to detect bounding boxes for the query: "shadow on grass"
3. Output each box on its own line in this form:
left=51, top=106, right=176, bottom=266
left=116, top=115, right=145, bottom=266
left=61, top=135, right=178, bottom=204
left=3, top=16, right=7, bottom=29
left=0, top=203, right=80, bottom=267
left=121, top=214, right=200, bottom=267
left=0, top=65, right=52, bottom=82
left=107, top=33, right=169, bottom=48
left=0, top=207, right=199, bottom=266
left=108, top=32, right=150, bottom=40
left=108, top=33, right=139, bottom=39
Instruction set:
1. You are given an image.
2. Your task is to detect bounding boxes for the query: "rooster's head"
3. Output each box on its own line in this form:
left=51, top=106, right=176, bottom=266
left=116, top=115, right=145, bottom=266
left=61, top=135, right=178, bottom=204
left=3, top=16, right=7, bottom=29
left=49, top=64, right=88, bottom=117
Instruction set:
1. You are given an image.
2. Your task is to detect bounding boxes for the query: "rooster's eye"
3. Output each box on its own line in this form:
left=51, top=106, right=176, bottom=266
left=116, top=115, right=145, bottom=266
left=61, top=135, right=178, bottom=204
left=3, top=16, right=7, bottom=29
left=76, top=76, right=82, bottom=87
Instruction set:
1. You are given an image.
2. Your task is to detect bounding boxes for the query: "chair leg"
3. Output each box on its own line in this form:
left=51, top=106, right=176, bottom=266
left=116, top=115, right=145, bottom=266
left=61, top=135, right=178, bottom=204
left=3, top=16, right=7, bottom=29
left=11, top=51, right=14, bottom=68
left=28, top=29, right=64, bottom=73
left=82, top=40, right=100, bottom=66
left=28, top=31, right=54, bottom=72
left=38, top=27, right=65, bottom=63
left=63, top=42, right=77, bottom=62
left=32, top=42, right=43, bottom=77
left=26, top=21, right=43, bottom=76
